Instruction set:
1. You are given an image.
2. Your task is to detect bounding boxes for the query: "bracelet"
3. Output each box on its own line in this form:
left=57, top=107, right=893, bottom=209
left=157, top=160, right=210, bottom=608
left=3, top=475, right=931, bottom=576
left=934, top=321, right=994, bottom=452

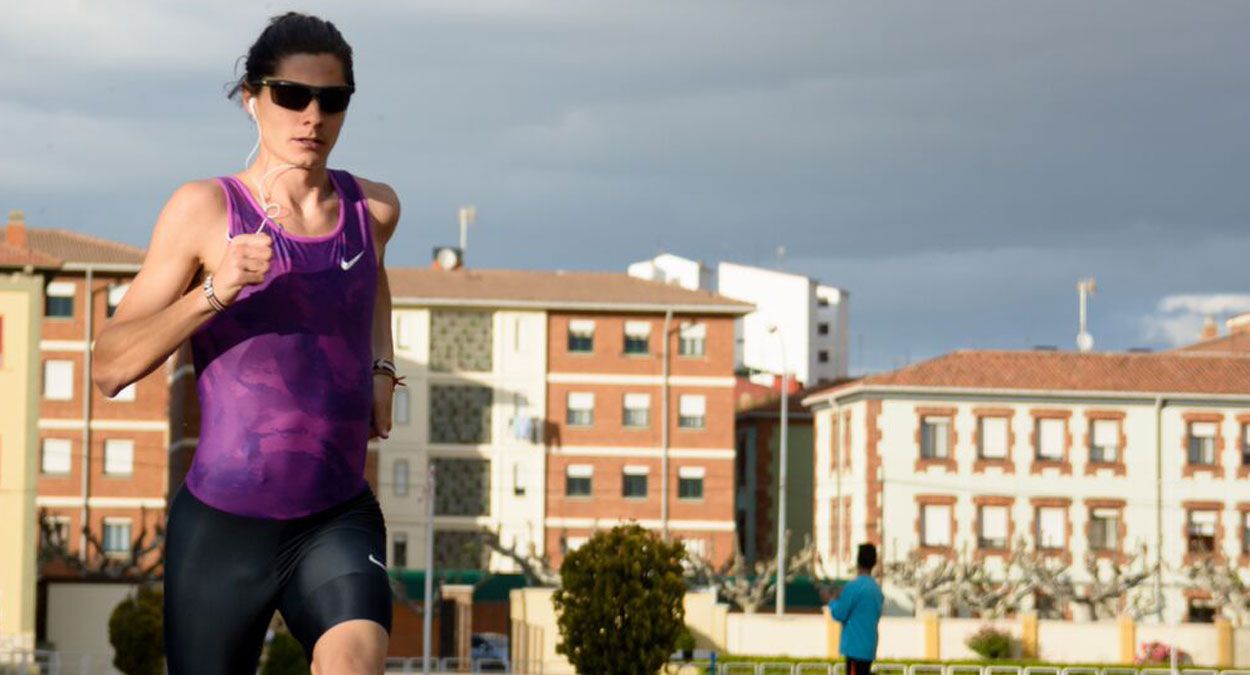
left=372, top=358, right=397, bottom=376
left=203, top=274, right=226, bottom=313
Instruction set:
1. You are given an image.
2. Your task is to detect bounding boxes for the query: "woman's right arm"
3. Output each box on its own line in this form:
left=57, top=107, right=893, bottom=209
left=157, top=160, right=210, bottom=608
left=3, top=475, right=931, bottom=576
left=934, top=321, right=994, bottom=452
left=91, top=180, right=271, bottom=397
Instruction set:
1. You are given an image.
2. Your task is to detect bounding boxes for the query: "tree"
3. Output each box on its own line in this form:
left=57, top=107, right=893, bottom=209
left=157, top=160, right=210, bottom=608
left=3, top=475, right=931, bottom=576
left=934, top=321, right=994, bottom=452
left=108, top=585, right=164, bottom=675
left=261, top=630, right=311, bottom=675
left=1070, top=544, right=1156, bottom=621
left=552, top=525, right=686, bottom=674
left=39, top=507, right=164, bottom=580
left=1185, top=556, right=1250, bottom=625
left=482, top=528, right=560, bottom=586
left=683, top=531, right=822, bottom=613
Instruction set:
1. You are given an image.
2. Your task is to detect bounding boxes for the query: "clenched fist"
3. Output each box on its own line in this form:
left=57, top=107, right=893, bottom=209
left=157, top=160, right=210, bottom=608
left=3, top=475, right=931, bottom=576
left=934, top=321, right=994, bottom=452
left=212, top=233, right=273, bottom=305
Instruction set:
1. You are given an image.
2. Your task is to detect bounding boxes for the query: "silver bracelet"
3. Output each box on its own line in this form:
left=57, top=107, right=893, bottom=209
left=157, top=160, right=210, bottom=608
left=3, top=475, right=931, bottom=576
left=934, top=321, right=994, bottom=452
left=203, top=274, right=226, bottom=313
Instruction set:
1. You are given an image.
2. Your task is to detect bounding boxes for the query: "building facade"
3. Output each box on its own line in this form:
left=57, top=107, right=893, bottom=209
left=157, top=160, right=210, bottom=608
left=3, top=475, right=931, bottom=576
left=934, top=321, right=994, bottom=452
left=381, top=267, right=751, bottom=571
left=0, top=211, right=167, bottom=638
left=802, top=349, right=1250, bottom=623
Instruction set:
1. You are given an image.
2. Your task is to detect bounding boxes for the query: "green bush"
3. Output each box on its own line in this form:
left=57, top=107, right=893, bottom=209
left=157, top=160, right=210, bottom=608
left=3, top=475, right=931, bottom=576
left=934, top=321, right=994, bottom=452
left=108, top=585, right=164, bottom=675
left=552, top=524, right=687, bottom=675
left=966, top=625, right=1015, bottom=660
left=261, top=630, right=311, bottom=675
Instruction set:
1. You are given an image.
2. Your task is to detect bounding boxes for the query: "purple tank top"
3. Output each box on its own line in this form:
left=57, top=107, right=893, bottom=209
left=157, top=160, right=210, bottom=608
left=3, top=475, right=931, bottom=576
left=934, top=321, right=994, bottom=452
left=186, top=170, right=377, bottom=519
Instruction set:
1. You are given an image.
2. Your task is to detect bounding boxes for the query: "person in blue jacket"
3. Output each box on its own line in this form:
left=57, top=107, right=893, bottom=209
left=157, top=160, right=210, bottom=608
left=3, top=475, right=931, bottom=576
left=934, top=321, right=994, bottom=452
left=828, top=544, right=884, bottom=675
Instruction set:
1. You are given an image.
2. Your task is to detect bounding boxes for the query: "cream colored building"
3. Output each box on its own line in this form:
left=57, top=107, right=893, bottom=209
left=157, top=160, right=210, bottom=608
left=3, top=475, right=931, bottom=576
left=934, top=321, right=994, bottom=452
left=803, top=347, right=1250, bottom=623
left=0, top=273, right=42, bottom=649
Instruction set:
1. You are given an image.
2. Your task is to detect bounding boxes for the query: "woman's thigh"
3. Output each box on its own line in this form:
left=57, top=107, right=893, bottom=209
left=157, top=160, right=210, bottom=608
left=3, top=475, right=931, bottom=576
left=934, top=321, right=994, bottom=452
left=164, top=486, right=282, bottom=675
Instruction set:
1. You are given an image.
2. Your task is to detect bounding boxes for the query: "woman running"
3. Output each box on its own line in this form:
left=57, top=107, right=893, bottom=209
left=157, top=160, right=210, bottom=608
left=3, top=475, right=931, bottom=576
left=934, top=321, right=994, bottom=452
left=92, top=13, right=400, bottom=674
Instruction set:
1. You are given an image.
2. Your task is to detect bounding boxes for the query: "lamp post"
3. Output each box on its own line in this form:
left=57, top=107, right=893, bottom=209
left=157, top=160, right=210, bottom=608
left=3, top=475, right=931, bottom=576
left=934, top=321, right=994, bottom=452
left=768, top=325, right=789, bottom=615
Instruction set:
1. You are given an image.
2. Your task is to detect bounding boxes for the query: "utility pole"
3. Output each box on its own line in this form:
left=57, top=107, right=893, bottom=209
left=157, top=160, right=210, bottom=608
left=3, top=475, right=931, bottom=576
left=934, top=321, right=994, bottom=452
left=769, top=325, right=789, bottom=615
left=423, top=463, right=437, bottom=675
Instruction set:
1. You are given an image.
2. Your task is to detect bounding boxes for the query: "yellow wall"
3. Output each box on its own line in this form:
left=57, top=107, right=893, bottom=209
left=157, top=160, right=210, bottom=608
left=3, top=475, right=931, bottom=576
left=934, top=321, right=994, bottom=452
left=0, top=274, right=41, bottom=649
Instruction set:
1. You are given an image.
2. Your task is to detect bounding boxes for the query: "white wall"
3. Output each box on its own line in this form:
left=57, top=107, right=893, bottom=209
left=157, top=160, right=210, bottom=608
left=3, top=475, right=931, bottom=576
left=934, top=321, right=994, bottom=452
left=627, top=254, right=711, bottom=291
left=46, top=582, right=138, bottom=657
left=811, top=394, right=1250, bottom=623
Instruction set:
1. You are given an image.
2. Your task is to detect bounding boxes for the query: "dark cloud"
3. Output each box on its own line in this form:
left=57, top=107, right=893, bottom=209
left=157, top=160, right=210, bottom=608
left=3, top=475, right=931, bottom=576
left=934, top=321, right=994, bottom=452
left=2, top=1, right=1248, bottom=371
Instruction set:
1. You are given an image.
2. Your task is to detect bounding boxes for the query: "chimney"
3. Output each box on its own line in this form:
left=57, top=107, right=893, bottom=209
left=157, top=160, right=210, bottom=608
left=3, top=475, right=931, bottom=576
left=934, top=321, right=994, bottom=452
left=6, top=209, right=26, bottom=248
left=1201, top=315, right=1219, bottom=341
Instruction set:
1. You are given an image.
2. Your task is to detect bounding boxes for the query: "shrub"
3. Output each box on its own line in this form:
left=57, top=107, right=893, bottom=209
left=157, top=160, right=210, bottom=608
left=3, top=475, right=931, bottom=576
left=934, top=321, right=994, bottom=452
left=108, top=585, right=164, bottom=675
left=1137, top=641, right=1190, bottom=665
left=966, top=625, right=1015, bottom=660
left=261, top=630, right=311, bottom=675
left=552, top=524, right=687, bottom=675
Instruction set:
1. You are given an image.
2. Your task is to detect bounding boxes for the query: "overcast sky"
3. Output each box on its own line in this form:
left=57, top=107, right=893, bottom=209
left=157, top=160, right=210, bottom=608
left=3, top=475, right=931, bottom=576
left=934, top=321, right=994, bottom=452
left=3, top=1, right=1249, bottom=373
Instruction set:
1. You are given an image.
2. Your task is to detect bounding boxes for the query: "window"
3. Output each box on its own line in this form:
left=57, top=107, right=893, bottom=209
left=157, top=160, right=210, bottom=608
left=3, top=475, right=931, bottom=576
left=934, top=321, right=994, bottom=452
left=1090, top=419, right=1119, bottom=463
left=1242, top=512, right=1250, bottom=555
left=1036, top=507, right=1066, bottom=550
left=818, top=350, right=830, bottom=364
left=43, top=360, right=73, bottom=401
left=103, top=439, right=133, bottom=476
left=977, top=506, right=1008, bottom=550
left=106, top=283, right=128, bottom=319
left=1242, top=424, right=1250, bottom=468
left=1187, top=510, right=1217, bottom=554
left=624, top=321, right=651, bottom=355
left=102, top=519, right=132, bottom=558
left=393, top=388, right=411, bottom=426
left=1089, top=508, right=1120, bottom=552
left=622, top=466, right=649, bottom=498
left=111, top=382, right=136, bottom=402
left=43, top=516, right=70, bottom=547
left=921, top=504, right=952, bottom=547
left=567, top=392, right=595, bottom=427
left=393, top=459, right=409, bottom=497
left=564, top=536, right=589, bottom=553
left=566, top=465, right=593, bottom=497
left=1188, top=422, right=1217, bottom=465
left=622, top=393, right=650, bottom=428
left=817, top=322, right=830, bottom=336
left=678, top=395, right=706, bottom=429
left=678, top=467, right=705, bottom=500
left=392, top=533, right=408, bottom=568
left=394, top=314, right=411, bottom=350
left=1036, top=418, right=1065, bottom=461
left=513, top=462, right=527, bottom=497
left=817, top=297, right=830, bottom=307
left=920, top=417, right=950, bottom=459
left=978, top=417, right=1009, bottom=460
left=682, top=538, right=708, bottom=559
left=1188, top=597, right=1217, bottom=623
left=568, top=319, right=595, bottom=353
left=41, top=438, right=72, bottom=474
left=45, top=281, right=74, bottom=318
left=679, top=323, right=706, bottom=357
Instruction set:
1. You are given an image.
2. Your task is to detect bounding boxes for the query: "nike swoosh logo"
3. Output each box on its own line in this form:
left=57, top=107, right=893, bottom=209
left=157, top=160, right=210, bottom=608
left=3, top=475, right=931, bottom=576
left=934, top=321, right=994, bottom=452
left=341, top=251, right=365, bottom=271
left=368, top=554, right=387, bottom=572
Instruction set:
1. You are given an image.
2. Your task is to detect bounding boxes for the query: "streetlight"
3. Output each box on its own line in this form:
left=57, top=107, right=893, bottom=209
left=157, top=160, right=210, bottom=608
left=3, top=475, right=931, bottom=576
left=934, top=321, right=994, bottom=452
left=768, top=324, right=789, bottom=615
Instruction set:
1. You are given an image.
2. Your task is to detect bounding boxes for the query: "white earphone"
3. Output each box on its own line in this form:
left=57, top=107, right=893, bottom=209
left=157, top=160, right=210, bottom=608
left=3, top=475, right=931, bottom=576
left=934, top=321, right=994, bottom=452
left=248, top=98, right=257, bottom=119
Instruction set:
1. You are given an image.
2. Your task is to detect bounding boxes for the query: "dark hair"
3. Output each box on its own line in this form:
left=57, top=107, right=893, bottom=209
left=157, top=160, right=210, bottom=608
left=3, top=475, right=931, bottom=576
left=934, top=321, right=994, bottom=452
left=228, top=12, right=354, bottom=100
left=856, top=543, right=877, bottom=571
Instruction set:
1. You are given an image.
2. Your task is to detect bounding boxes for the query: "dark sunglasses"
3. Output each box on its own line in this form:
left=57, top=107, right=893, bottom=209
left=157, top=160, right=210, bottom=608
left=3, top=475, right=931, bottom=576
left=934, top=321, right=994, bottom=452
left=257, top=78, right=355, bottom=114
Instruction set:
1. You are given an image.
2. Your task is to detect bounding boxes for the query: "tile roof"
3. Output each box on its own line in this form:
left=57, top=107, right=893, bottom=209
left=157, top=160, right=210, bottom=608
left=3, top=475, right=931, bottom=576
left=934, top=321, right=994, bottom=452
left=1174, top=332, right=1250, bottom=355
left=387, top=267, right=753, bottom=314
left=805, top=349, right=1250, bottom=401
left=0, top=227, right=144, bottom=269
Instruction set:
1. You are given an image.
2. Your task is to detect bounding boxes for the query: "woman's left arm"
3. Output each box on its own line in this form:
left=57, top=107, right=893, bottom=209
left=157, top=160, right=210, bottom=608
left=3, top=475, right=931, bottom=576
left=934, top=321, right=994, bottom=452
left=361, top=178, right=401, bottom=439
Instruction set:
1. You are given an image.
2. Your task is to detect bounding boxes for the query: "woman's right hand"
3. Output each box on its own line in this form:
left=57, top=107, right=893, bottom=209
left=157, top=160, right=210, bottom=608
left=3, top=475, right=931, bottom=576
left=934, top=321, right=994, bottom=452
left=212, top=233, right=273, bottom=305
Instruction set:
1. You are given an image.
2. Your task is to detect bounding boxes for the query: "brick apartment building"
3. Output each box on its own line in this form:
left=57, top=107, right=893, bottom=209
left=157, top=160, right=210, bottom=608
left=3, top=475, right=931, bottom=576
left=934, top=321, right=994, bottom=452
left=0, top=210, right=167, bottom=579
left=802, top=344, right=1250, bottom=623
left=381, top=265, right=752, bottom=571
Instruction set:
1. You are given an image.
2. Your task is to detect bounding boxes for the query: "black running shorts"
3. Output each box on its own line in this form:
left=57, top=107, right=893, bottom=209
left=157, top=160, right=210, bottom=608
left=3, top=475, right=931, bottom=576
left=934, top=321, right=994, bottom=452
left=163, top=484, right=392, bottom=673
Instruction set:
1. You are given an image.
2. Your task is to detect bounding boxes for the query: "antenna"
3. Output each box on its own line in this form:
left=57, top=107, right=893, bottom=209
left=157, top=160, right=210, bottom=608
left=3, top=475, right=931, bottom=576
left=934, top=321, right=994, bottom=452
left=458, top=206, right=477, bottom=253
left=1077, top=277, right=1096, bottom=352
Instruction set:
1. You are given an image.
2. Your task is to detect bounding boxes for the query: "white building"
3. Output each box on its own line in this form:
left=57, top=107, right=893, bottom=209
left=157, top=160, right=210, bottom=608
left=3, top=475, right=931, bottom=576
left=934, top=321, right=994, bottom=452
left=626, top=253, right=713, bottom=291
left=802, top=348, right=1250, bottom=623
left=717, top=261, right=849, bottom=386
left=628, top=254, right=850, bottom=386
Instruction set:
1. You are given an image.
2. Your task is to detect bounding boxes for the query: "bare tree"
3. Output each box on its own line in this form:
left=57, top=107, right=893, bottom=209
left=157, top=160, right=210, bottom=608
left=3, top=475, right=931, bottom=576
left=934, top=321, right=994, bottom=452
left=38, top=507, right=164, bottom=581
left=1070, top=544, right=1156, bottom=621
left=884, top=551, right=959, bottom=615
left=1186, top=556, right=1250, bottom=625
left=481, top=528, right=560, bottom=587
left=684, top=531, right=820, bottom=613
